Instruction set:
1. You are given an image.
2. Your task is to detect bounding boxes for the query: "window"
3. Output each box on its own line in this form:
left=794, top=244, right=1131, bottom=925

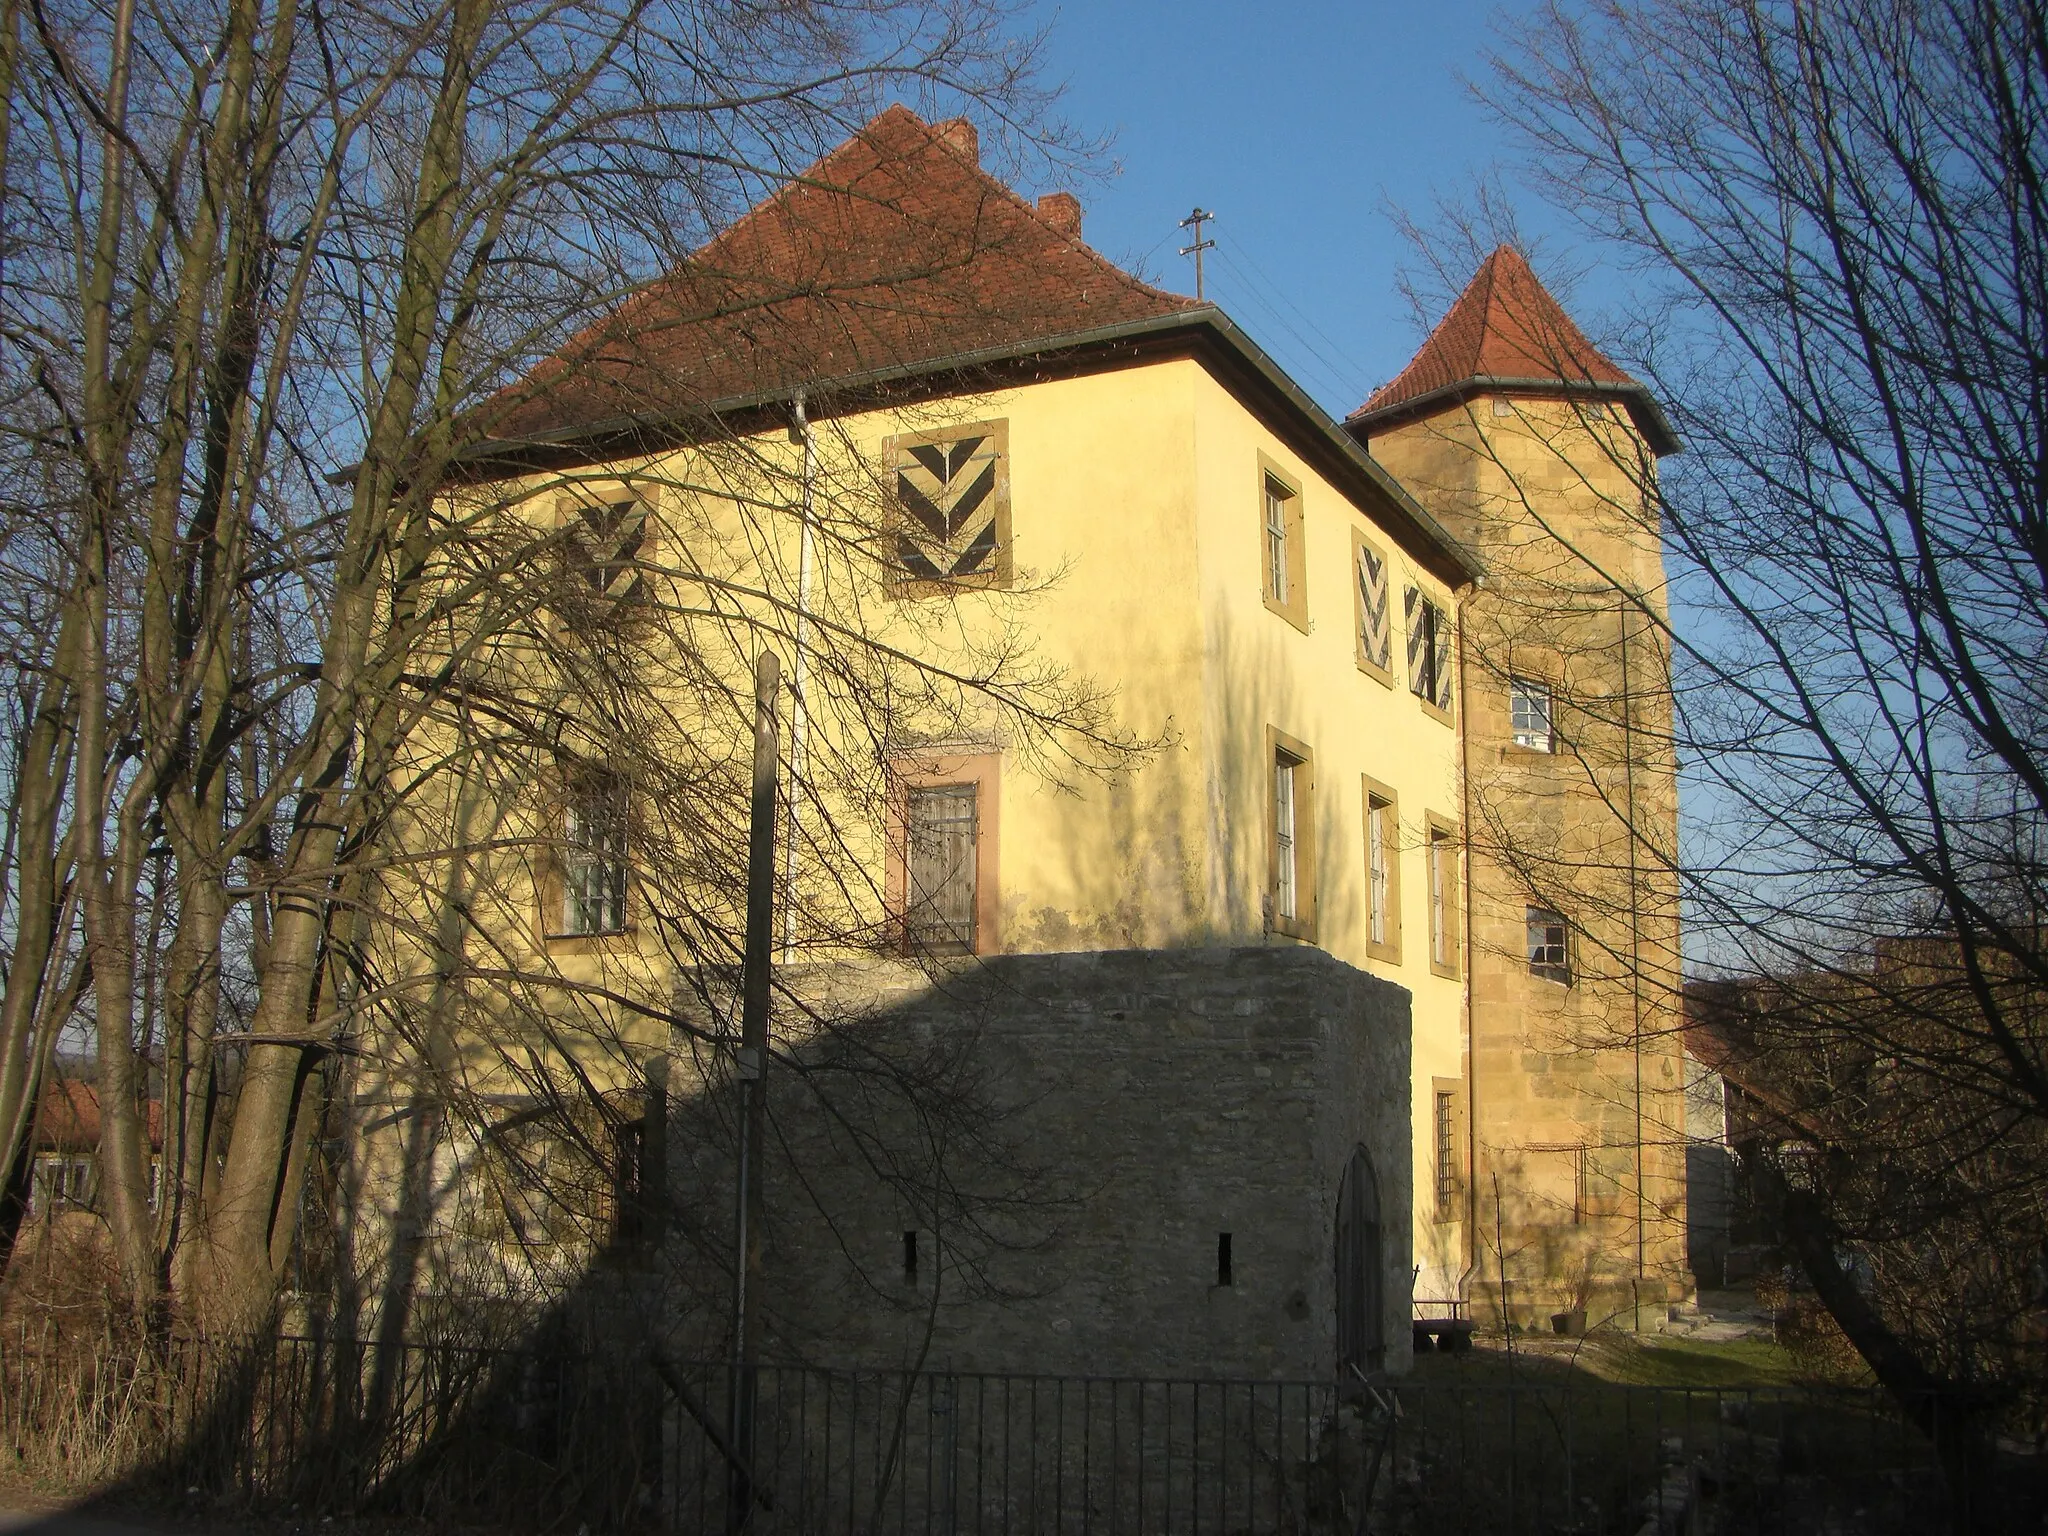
left=1275, top=753, right=1299, bottom=919
left=906, top=783, right=979, bottom=953
left=1426, top=816, right=1460, bottom=978
left=1434, top=1092, right=1457, bottom=1217
left=556, top=495, right=650, bottom=629
left=1266, top=728, right=1316, bottom=938
left=1528, top=905, right=1571, bottom=985
left=1361, top=776, right=1401, bottom=962
left=1265, top=480, right=1290, bottom=605
left=1511, top=678, right=1554, bottom=751
left=1258, top=459, right=1308, bottom=631
left=1404, top=586, right=1454, bottom=717
left=886, top=419, right=1011, bottom=587
left=1353, top=532, right=1393, bottom=680
left=560, top=779, right=629, bottom=936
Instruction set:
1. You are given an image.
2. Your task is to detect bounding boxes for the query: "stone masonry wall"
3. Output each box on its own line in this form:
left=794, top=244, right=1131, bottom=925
left=661, top=946, right=1413, bottom=1380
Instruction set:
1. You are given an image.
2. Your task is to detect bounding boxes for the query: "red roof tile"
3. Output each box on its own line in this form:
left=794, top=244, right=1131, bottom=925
left=1352, top=246, right=1636, bottom=419
left=485, top=106, right=1199, bottom=444
left=34, top=1080, right=165, bottom=1152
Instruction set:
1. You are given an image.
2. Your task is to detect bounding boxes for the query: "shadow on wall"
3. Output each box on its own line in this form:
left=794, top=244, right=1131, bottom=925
left=6, top=947, right=1411, bottom=1530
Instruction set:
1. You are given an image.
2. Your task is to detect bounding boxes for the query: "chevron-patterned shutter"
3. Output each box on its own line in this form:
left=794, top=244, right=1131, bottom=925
left=1404, top=584, right=1425, bottom=696
left=890, top=422, right=1009, bottom=583
left=1357, top=541, right=1391, bottom=671
left=559, top=498, right=650, bottom=627
left=1432, top=604, right=1455, bottom=712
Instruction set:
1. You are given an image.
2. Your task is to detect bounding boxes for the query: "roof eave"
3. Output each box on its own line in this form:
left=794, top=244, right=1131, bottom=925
left=1346, top=375, right=1682, bottom=459
left=450, top=308, right=1485, bottom=589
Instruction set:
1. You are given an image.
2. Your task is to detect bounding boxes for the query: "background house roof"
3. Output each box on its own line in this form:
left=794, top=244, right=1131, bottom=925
left=485, top=106, right=1199, bottom=445
left=1346, top=246, right=1679, bottom=456
left=33, top=1081, right=165, bottom=1152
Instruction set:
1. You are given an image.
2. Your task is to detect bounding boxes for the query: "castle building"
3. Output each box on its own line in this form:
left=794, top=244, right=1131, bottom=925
left=356, top=107, right=1688, bottom=1376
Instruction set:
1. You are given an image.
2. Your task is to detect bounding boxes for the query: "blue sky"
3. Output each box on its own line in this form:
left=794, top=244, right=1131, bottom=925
left=1020, top=0, right=1545, bottom=418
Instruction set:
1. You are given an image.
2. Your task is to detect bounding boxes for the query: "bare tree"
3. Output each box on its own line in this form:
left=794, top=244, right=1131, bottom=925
left=1403, top=0, right=2048, bottom=1519
left=0, top=0, right=1132, bottom=1340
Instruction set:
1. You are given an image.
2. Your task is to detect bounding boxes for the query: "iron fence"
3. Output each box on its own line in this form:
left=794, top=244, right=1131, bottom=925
left=0, top=1323, right=1966, bottom=1532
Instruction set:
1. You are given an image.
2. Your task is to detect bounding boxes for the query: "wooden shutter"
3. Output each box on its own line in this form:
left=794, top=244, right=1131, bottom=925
left=1357, top=541, right=1391, bottom=672
left=906, top=784, right=978, bottom=952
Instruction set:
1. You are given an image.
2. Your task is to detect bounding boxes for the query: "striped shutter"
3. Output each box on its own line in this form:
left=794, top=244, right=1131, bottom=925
left=1357, top=542, right=1391, bottom=670
left=567, top=499, right=649, bottom=608
left=1433, top=606, right=1455, bottom=711
left=1403, top=584, right=1425, bottom=696
left=894, top=432, right=1003, bottom=579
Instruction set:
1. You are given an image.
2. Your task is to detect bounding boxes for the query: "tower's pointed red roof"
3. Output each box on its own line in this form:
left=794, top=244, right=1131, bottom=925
left=1347, top=247, right=1677, bottom=455
left=481, top=105, right=1199, bottom=446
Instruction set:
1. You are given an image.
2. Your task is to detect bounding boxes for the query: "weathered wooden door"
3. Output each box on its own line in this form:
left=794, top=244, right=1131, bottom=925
left=1335, top=1145, right=1384, bottom=1376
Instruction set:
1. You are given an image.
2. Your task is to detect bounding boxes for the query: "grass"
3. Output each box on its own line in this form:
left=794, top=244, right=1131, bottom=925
left=1412, top=1325, right=1859, bottom=1391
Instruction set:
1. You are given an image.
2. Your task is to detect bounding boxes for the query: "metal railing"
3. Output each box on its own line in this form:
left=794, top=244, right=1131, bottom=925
left=0, top=1323, right=1959, bottom=1532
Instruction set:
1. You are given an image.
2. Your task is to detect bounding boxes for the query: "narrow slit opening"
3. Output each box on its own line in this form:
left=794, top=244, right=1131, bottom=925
left=1217, top=1232, right=1233, bottom=1287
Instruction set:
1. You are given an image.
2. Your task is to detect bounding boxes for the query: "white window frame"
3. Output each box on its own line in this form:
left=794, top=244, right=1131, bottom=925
left=1265, top=478, right=1290, bottom=607
left=1527, top=905, right=1572, bottom=985
left=1511, top=677, right=1554, bottom=752
left=561, top=781, right=629, bottom=936
left=1274, top=750, right=1300, bottom=921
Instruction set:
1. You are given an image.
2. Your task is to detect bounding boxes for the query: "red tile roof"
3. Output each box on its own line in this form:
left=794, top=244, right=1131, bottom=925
left=483, top=106, right=1200, bottom=445
left=1353, top=247, right=1636, bottom=418
left=1348, top=247, right=1677, bottom=455
left=33, top=1080, right=165, bottom=1152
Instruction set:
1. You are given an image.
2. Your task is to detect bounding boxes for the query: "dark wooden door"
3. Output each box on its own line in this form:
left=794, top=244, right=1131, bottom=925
left=1335, top=1145, right=1384, bottom=1377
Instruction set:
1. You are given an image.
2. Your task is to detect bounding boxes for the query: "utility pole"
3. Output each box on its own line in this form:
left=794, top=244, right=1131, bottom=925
left=1179, top=207, right=1215, bottom=300
left=727, top=648, right=778, bottom=1532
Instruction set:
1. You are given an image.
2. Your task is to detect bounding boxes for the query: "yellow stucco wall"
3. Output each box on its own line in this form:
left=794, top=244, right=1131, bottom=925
left=379, top=353, right=1475, bottom=1305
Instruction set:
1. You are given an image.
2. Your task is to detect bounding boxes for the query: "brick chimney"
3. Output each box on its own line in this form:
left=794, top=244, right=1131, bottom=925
left=1037, top=192, right=1082, bottom=238
left=934, top=117, right=978, bottom=164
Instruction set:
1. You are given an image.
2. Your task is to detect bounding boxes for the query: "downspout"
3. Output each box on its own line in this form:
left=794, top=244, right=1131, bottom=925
left=779, top=393, right=816, bottom=963
left=1455, top=583, right=1481, bottom=1306
left=1620, top=596, right=1648, bottom=1325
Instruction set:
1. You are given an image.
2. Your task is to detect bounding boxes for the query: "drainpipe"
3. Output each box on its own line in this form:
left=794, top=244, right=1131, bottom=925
left=780, top=393, right=816, bottom=963
left=1455, top=582, right=1482, bottom=1310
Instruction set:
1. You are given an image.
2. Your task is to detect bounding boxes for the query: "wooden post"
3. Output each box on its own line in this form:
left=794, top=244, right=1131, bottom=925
left=728, top=648, right=777, bottom=1529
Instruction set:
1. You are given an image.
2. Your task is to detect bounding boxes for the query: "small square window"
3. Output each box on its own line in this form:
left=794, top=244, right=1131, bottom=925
left=1511, top=679, right=1554, bottom=752
left=1527, top=905, right=1571, bottom=985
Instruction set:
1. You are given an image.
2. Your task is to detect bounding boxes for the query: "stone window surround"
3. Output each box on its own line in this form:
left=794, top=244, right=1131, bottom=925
left=883, top=417, right=1014, bottom=594
left=1352, top=527, right=1395, bottom=687
left=884, top=749, right=1003, bottom=956
left=1258, top=453, right=1308, bottom=635
left=539, top=766, right=636, bottom=952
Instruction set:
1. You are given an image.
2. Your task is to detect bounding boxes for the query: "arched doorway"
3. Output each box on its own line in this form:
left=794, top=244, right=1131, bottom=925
left=1335, top=1145, right=1384, bottom=1377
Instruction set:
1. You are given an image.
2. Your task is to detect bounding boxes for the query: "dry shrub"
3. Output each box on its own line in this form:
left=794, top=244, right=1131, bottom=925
left=1756, top=1269, right=1870, bottom=1383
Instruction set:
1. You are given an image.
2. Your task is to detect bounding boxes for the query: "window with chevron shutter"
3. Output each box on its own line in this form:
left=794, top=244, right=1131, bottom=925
left=885, top=418, right=1011, bottom=589
left=555, top=494, right=651, bottom=633
left=1403, top=584, right=1455, bottom=719
left=1353, top=530, right=1393, bottom=682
